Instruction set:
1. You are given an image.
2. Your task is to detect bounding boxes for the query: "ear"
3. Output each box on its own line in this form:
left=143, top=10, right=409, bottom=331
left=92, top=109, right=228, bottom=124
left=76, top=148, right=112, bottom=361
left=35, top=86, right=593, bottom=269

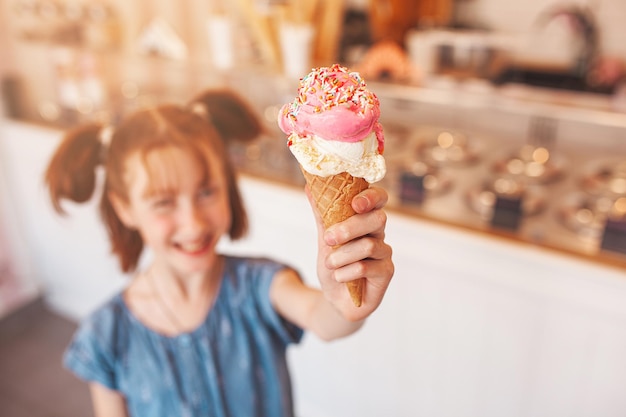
left=108, top=192, right=137, bottom=229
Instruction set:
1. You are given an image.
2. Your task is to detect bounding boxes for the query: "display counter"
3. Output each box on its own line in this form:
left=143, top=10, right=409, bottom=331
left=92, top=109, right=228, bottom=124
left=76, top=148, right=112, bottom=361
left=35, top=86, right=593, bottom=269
left=215, top=73, right=626, bottom=272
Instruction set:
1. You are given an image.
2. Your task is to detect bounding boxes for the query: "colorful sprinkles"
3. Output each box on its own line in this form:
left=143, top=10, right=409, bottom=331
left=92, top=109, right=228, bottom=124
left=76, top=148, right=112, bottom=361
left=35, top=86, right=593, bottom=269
left=283, top=64, right=379, bottom=122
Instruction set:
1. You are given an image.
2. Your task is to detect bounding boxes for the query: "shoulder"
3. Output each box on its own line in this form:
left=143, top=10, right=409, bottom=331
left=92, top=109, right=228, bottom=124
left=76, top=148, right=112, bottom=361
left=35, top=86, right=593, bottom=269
left=224, top=255, right=295, bottom=281
left=73, top=293, right=131, bottom=349
left=220, top=255, right=304, bottom=343
left=64, top=293, right=131, bottom=389
left=85, top=293, right=127, bottom=328
left=220, top=255, right=299, bottom=310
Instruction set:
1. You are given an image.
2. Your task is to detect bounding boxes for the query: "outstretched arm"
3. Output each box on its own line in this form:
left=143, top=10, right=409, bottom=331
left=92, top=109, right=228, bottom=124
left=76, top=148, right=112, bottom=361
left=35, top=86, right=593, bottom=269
left=271, top=186, right=394, bottom=340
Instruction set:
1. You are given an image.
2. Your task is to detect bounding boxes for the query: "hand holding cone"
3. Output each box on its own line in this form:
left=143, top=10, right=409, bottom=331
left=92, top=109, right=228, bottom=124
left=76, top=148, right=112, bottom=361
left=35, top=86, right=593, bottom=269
left=301, top=169, right=369, bottom=306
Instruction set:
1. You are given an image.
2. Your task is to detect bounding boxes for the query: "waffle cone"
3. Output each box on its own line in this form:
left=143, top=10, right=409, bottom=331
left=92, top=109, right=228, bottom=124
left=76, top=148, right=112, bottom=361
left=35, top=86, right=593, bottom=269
left=301, top=167, right=369, bottom=307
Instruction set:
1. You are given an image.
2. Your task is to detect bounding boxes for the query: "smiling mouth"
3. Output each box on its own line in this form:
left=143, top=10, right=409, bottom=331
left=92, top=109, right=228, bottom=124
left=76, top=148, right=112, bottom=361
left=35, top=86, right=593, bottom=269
left=176, top=238, right=212, bottom=255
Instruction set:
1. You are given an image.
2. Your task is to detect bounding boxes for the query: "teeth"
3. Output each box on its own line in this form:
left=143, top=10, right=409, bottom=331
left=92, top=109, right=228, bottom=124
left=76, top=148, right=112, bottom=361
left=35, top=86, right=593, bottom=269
left=179, top=241, right=206, bottom=252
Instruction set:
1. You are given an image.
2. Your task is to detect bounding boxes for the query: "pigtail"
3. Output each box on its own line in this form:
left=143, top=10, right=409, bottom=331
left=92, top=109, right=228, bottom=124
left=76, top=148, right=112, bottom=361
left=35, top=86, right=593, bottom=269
left=45, top=123, right=104, bottom=214
left=190, top=89, right=263, bottom=143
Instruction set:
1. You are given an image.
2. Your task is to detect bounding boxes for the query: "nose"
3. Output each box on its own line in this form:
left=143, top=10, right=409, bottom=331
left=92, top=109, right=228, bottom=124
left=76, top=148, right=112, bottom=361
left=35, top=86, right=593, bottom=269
left=180, top=201, right=207, bottom=231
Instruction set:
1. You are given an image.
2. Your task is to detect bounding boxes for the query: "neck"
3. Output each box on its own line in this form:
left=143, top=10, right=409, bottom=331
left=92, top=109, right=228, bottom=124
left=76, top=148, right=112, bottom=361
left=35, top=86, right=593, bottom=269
left=140, top=255, right=224, bottom=335
left=150, top=254, right=224, bottom=302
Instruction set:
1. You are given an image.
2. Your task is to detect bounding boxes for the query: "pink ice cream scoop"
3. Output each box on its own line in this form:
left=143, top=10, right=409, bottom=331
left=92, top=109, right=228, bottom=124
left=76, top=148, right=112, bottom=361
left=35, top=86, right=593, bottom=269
left=278, top=64, right=384, bottom=154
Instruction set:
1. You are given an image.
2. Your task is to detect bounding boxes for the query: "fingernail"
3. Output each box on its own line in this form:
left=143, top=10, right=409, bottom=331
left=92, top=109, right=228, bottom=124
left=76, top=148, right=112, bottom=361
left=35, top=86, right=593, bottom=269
left=354, top=195, right=369, bottom=212
left=324, top=231, right=337, bottom=246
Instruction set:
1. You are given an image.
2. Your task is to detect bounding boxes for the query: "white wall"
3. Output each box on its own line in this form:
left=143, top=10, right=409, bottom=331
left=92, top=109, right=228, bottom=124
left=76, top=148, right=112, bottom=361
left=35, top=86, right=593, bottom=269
left=0, top=122, right=126, bottom=319
left=0, top=120, right=40, bottom=317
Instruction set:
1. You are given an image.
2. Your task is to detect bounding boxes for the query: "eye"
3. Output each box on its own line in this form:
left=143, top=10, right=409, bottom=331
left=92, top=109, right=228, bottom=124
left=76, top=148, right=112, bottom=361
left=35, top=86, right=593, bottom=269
left=151, top=196, right=175, bottom=210
left=198, top=184, right=218, bottom=200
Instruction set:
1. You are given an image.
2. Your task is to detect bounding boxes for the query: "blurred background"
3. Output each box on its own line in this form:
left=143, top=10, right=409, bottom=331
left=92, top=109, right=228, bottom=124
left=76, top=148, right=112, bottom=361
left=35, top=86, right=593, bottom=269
left=1, top=1, right=626, bottom=416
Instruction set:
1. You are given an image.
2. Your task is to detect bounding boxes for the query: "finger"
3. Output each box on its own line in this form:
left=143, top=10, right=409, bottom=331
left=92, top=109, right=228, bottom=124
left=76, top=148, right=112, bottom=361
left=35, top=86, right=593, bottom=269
left=325, top=209, right=387, bottom=247
left=333, top=255, right=394, bottom=305
left=327, top=237, right=392, bottom=270
left=331, top=253, right=394, bottom=320
left=351, top=186, right=388, bottom=214
left=333, top=257, right=394, bottom=291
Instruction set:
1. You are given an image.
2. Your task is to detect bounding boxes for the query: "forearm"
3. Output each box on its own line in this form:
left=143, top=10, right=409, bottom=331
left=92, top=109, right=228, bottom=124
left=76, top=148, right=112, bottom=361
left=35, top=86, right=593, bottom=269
left=307, top=289, right=366, bottom=341
left=271, top=269, right=365, bottom=341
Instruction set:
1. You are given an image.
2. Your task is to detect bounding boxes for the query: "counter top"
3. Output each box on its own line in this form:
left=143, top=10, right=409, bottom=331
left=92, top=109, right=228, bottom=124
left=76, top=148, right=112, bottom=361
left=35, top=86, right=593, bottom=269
left=369, top=78, right=626, bottom=129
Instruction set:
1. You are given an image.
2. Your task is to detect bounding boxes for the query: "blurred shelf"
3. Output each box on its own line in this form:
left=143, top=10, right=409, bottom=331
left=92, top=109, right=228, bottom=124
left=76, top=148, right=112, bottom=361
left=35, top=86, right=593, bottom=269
left=369, top=78, right=626, bottom=130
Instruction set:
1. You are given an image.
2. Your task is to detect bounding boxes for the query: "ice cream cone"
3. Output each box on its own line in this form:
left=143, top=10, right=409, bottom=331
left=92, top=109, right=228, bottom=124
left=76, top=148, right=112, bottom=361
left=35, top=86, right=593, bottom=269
left=279, top=65, right=386, bottom=307
left=301, top=167, right=369, bottom=307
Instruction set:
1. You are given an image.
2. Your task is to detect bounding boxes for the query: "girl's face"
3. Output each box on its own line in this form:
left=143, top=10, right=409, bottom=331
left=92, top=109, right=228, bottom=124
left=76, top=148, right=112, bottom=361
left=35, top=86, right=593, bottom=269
left=113, top=146, right=231, bottom=276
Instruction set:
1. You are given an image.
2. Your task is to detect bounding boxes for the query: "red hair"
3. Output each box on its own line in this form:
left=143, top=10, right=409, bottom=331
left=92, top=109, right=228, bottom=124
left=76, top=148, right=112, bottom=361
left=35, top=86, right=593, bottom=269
left=45, top=90, right=262, bottom=273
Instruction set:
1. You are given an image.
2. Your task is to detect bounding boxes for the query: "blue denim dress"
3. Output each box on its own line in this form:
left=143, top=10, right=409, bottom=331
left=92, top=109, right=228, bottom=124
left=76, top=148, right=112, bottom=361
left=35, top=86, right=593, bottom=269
left=64, top=256, right=304, bottom=417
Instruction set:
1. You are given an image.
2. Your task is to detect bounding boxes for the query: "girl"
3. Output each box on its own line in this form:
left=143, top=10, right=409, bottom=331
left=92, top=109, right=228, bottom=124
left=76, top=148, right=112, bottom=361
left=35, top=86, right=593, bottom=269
left=45, top=89, right=394, bottom=417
